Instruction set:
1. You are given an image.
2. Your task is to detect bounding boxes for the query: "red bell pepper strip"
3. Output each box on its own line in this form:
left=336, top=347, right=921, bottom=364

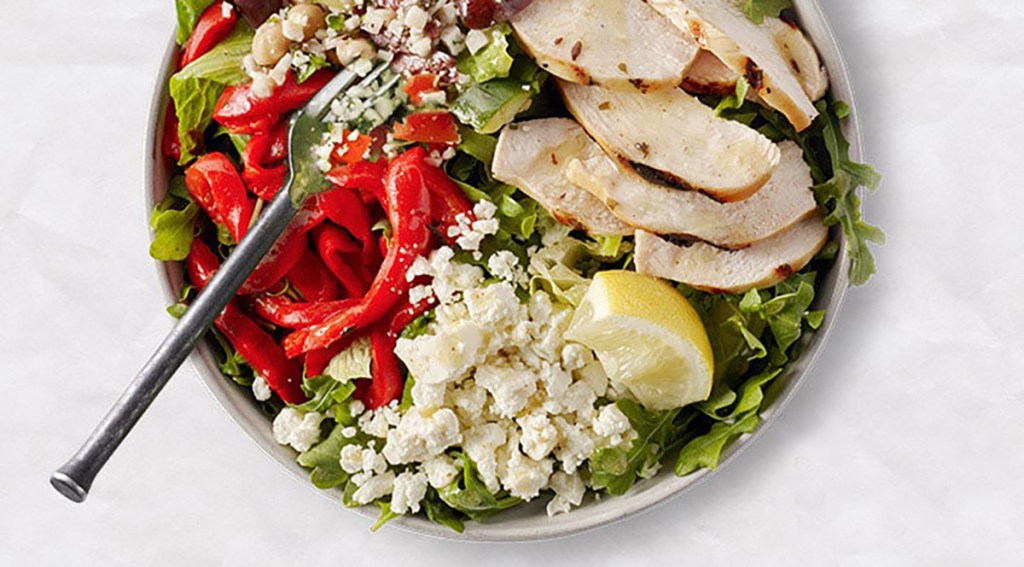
left=213, top=69, right=335, bottom=135
left=367, top=327, right=403, bottom=409
left=319, top=187, right=378, bottom=266
left=185, top=152, right=254, bottom=243
left=313, top=224, right=371, bottom=298
left=162, top=106, right=182, bottom=162
left=283, top=147, right=434, bottom=357
left=387, top=294, right=438, bottom=338
left=238, top=229, right=309, bottom=295
left=403, top=73, right=441, bottom=106
left=392, top=111, right=460, bottom=144
left=326, top=159, right=387, bottom=205
left=421, top=163, right=474, bottom=240
left=242, top=120, right=289, bottom=200
left=287, top=248, right=339, bottom=302
left=185, top=240, right=306, bottom=404
left=180, top=1, right=238, bottom=68
left=249, top=295, right=357, bottom=329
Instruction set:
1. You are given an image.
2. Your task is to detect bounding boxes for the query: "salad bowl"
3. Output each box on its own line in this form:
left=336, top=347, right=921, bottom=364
left=146, top=0, right=861, bottom=542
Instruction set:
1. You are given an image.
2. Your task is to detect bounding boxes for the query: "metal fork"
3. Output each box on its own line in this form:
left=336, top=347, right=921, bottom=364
left=51, top=62, right=399, bottom=503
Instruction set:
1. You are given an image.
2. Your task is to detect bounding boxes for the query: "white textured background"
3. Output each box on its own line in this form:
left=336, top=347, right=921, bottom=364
left=3, top=1, right=1023, bottom=564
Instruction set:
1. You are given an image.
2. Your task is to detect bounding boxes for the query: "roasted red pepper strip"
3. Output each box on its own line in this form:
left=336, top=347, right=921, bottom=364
left=180, top=1, right=238, bottom=68
left=287, top=248, right=339, bottom=302
left=326, top=160, right=387, bottom=205
left=238, top=229, right=308, bottom=295
left=421, top=162, right=474, bottom=239
left=319, top=187, right=378, bottom=266
left=213, top=70, right=334, bottom=134
left=283, top=147, right=434, bottom=357
left=242, top=121, right=289, bottom=200
left=367, top=327, right=403, bottom=409
left=387, top=294, right=438, bottom=338
left=314, top=224, right=371, bottom=298
left=185, top=152, right=254, bottom=243
left=250, top=295, right=358, bottom=329
left=392, top=111, right=460, bottom=144
left=330, top=130, right=374, bottom=166
left=185, top=240, right=305, bottom=404
left=162, top=105, right=182, bottom=162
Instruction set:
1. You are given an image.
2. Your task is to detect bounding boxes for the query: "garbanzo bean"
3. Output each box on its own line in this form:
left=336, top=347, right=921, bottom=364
left=252, top=21, right=292, bottom=66
left=335, top=38, right=376, bottom=66
left=287, top=3, right=327, bottom=42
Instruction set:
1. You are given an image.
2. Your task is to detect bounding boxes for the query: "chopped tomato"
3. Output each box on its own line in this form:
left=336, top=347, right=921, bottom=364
left=392, top=111, right=460, bottom=144
left=330, top=130, right=374, bottom=165
left=403, top=73, right=441, bottom=105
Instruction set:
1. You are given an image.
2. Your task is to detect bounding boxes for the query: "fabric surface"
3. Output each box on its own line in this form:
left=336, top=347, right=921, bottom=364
left=1, top=1, right=1022, bottom=564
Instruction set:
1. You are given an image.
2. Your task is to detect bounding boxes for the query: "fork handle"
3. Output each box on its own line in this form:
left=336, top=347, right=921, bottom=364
left=51, top=188, right=298, bottom=503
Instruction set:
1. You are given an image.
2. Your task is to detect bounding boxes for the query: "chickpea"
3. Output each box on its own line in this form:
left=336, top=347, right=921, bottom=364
left=336, top=38, right=376, bottom=66
left=252, top=21, right=293, bottom=66
left=286, top=3, right=327, bottom=42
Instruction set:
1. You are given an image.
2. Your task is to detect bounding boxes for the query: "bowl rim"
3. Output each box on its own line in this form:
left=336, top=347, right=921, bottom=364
left=144, top=0, right=861, bottom=543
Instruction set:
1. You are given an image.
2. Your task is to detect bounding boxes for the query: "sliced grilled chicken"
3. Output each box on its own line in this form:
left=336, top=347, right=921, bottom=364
left=492, top=118, right=633, bottom=236
left=509, top=0, right=699, bottom=92
left=649, top=0, right=819, bottom=131
left=558, top=79, right=780, bottom=202
left=634, top=215, right=828, bottom=293
left=768, top=17, right=828, bottom=102
left=568, top=140, right=817, bottom=249
left=681, top=50, right=743, bottom=96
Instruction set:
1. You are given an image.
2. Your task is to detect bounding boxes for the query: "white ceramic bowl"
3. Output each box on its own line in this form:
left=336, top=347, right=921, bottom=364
left=146, top=0, right=863, bottom=542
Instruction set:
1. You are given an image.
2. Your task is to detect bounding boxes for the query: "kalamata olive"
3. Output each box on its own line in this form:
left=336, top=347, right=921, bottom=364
left=252, top=20, right=292, bottom=66
left=456, top=0, right=497, bottom=29
left=494, top=0, right=535, bottom=22
left=231, top=0, right=284, bottom=27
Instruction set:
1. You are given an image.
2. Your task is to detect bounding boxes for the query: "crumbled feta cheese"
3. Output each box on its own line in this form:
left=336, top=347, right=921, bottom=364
left=352, top=471, right=395, bottom=504
left=546, top=471, right=586, bottom=516
left=382, top=409, right=462, bottom=464
left=251, top=376, right=272, bottom=402
left=501, top=450, right=553, bottom=500
left=272, top=408, right=324, bottom=452
left=487, top=250, right=526, bottom=286
left=518, top=414, right=559, bottom=461
left=465, top=29, right=489, bottom=55
left=593, top=404, right=632, bottom=446
left=421, top=454, right=460, bottom=489
left=391, top=471, right=429, bottom=514
left=475, top=362, right=537, bottom=418
left=404, top=6, right=430, bottom=32
left=463, top=422, right=508, bottom=493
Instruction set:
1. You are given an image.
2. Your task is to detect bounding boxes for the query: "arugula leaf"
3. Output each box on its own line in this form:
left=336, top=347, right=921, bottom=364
left=423, top=489, right=466, bottom=533
left=589, top=400, right=686, bottom=495
left=675, top=411, right=760, bottom=476
left=456, top=25, right=515, bottom=84
left=438, top=454, right=521, bottom=520
left=297, top=423, right=357, bottom=489
left=400, top=310, right=436, bottom=340
left=743, top=0, right=792, bottom=24
left=175, top=0, right=217, bottom=44
left=371, top=501, right=400, bottom=532
left=295, top=375, right=357, bottom=414
left=169, top=24, right=254, bottom=165
left=715, top=76, right=750, bottom=116
left=812, top=100, right=885, bottom=285
left=296, top=52, right=330, bottom=84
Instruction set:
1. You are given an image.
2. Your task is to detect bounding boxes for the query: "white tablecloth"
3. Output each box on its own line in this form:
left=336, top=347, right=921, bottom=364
left=3, top=1, right=1023, bottom=564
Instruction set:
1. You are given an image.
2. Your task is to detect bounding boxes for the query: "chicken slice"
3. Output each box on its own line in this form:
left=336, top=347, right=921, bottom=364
left=634, top=215, right=828, bottom=293
left=568, top=140, right=817, bottom=249
left=509, top=0, right=699, bottom=92
left=558, top=79, right=780, bottom=202
left=649, top=0, right=820, bottom=131
left=492, top=118, right=633, bottom=236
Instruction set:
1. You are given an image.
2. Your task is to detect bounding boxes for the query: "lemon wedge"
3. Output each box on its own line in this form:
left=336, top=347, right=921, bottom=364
left=566, top=271, right=714, bottom=411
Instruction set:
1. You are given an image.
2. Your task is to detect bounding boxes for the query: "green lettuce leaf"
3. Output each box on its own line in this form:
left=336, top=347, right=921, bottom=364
left=297, top=423, right=358, bottom=489
left=149, top=176, right=197, bottom=261
left=294, top=375, right=357, bottom=414
left=743, top=0, right=792, bottom=24
left=169, top=24, right=254, bottom=165
left=456, top=25, right=515, bottom=84
left=175, top=0, right=217, bottom=44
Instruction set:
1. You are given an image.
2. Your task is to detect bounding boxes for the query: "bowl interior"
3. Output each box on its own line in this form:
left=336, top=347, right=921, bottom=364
left=146, top=0, right=859, bottom=542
